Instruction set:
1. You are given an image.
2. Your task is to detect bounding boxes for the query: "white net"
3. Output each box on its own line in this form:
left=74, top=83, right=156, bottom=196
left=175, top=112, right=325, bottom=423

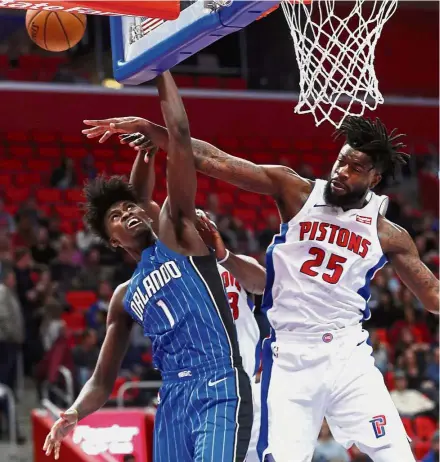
left=281, top=0, right=398, bottom=128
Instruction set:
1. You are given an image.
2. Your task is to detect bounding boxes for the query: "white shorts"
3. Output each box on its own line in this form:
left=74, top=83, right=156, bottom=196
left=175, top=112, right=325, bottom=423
left=257, top=325, right=415, bottom=462
left=246, top=380, right=261, bottom=462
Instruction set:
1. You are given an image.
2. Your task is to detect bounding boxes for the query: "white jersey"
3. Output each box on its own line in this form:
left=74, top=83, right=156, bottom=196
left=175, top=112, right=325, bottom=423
left=263, top=179, right=389, bottom=333
left=218, top=263, right=260, bottom=378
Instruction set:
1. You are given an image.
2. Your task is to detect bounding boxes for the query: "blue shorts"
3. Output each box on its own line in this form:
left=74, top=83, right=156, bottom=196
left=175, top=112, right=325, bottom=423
left=154, top=359, right=253, bottom=462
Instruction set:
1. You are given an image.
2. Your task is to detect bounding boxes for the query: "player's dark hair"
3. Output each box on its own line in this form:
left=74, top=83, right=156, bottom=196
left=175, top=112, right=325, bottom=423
left=334, top=116, right=409, bottom=176
left=83, top=175, right=139, bottom=242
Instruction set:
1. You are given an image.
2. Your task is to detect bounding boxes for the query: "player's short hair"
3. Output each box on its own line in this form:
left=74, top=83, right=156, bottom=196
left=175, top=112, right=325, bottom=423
left=83, top=175, right=139, bottom=242
left=334, top=116, right=409, bottom=176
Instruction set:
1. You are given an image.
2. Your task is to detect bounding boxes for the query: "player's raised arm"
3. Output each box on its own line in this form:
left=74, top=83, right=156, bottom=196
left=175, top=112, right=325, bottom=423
left=43, top=284, right=133, bottom=459
left=122, top=133, right=161, bottom=230
left=156, top=71, right=197, bottom=224
left=380, top=217, right=439, bottom=315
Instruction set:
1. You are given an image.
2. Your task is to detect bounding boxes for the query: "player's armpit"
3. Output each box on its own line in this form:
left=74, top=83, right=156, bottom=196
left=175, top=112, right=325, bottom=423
left=70, top=283, right=134, bottom=420
left=379, top=218, right=439, bottom=314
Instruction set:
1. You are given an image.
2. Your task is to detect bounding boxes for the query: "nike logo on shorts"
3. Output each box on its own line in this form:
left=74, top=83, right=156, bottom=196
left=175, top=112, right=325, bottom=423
left=208, top=377, right=227, bottom=387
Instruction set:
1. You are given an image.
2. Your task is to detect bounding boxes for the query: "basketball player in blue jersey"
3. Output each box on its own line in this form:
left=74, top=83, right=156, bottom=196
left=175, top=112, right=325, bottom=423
left=116, top=131, right=266, bottom=462
left=43, top=71, right=253, bottom=462
left=84, top=112, right=439, bottom=462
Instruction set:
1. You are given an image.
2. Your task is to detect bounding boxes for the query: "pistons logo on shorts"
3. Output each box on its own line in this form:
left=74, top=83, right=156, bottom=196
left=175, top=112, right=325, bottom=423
left=322, top=333, right=333, bottom=343
left=370, top=414, right=387, bottom=438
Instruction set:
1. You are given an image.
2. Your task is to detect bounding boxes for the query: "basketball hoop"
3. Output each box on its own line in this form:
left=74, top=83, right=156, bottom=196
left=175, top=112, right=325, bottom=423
left=281, top=0, right=398, bottom=128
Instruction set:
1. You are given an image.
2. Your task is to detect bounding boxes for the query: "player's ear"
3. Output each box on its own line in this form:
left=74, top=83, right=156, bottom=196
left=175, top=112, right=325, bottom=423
left=371, top=171, right=382, bottom=189
left=109, top=237, right=120, bottom=249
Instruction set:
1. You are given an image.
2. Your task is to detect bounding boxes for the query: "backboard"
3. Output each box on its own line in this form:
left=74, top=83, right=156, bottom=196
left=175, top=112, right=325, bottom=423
left=110, top=0, right=279, bottom=85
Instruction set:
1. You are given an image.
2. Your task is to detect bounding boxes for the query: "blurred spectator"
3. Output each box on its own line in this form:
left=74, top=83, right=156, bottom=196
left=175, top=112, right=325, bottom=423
left=312, top=420, right=350, bottom=462
left=370, top=329, right=389, bottom=375
left=40, top=298, right=65, bottom=352
left=217, top=216, right=238, bottom=250
left=397, top=348, right=427, bottom=390
left=390, top=303, right=431, bottom=345
left=0, top=268, right=25, bottom=379
left=12, top=214, right=36, bottom=248
left=258, top=213, right=280, bottom=249
left=82, top=153, right=98, bottom=180
left=50, top=237, right=80, bottom=291
left=72, top=329, right=99, bottom=387
left=47, top=215, right=63, bottom=245
left=425, top=347, right=439, bottom=388
left=76, top=225, right=100, bottom=253
left=230, top=216, right=258, bottom=254
left=86, top=281, right=112, bottom=331
left=0, top=268, right=25, bottom=442
left=16, top=196, right=43, bottom=229
left=390, top=371, right=435, bottom=418
left=422, top=430, right=439, bottom=462
left=58, top=235, right=82, bottom=266
left=75, top=247, right=105, bottom=290
left=31, top=227, right=57, bottom=265
left=205, top=193, right=220, bottom=221
left=50, top=157, right=77, bottom=189
left=0, top=232, right=13, bottom=267
left=0, top=198, right=15, bottom=234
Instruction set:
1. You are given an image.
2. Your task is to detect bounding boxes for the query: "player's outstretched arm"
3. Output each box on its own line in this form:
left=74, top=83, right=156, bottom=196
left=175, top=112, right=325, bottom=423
left=43, top=283, right=133, bottom=459
left=379, top=217, right=439, bottom=315
left=83, top=121, right=308, bottom=198
left=197, top=212, right=266, bottom=294
left=123, top=128, right=304, bottom=197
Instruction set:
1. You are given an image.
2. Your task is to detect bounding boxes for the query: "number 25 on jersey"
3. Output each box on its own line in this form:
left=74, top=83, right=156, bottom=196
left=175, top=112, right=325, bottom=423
left=300, top=247, right=347, bottom=284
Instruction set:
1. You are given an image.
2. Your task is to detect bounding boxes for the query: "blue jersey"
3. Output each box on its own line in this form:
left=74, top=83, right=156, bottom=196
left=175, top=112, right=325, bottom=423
left=123, top=240, right=242, bottom=373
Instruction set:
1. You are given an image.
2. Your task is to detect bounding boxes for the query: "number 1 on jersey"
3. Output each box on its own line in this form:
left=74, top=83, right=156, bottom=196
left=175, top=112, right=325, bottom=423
left=157, top=299, right=175, bottom=327
left=300, top=247, right=347, bottom=284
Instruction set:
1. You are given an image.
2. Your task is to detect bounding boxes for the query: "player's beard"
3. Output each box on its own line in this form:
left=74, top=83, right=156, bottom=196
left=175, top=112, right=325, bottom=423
left=323, top=180, right=368, bottom=209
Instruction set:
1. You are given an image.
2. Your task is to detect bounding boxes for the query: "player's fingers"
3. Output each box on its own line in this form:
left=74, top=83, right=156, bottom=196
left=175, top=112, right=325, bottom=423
left=54, top=442, right=61, bottom=460
left=45, top=439, right=53, bottom=456
left=119, top=133, right=137, bottom=144
left=43, top=433, right=51, bottom=451
left=83, top=118, right=117, bottom=126
left=132, top=136, right=148, bottom=147
left=99, top=131, right=113, bottom=144
left=82, top=126, right=106, bottom=137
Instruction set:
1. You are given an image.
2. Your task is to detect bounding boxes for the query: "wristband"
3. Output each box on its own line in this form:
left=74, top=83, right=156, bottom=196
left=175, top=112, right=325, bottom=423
left=217, top=249, right=230, bottom=265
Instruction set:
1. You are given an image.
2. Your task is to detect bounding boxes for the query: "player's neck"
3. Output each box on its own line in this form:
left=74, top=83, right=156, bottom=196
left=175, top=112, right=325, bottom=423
left=127, top=236, right=158, bottom=262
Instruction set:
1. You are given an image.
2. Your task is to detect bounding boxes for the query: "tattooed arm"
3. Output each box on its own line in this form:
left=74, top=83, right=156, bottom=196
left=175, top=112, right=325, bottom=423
left=379, top=216, right=439, bottom=314
left=118, top=123, right=307, bottom=197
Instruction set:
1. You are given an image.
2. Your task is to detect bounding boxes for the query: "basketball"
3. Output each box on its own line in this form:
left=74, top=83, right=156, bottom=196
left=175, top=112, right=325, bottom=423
left=25, top=10, right=86, bottom=52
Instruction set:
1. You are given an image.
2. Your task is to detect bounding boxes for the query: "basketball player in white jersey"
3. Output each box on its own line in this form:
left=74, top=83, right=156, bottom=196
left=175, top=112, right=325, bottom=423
left=83, top=113, right=439, bottom=462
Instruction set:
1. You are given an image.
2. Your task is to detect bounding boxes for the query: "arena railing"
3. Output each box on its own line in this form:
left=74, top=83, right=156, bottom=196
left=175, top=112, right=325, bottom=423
left=0, top=383, right=17, bottom=444
left=116, top=380, right=163, bottom=408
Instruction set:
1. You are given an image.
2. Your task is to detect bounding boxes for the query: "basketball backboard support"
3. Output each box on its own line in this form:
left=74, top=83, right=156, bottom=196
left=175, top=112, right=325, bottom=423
left=110, top=0, right=279, bottom=85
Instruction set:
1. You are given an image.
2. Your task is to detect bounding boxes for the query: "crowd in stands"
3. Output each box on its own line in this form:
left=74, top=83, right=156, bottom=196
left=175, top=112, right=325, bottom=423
left=0, top=154, right=438, bottom=460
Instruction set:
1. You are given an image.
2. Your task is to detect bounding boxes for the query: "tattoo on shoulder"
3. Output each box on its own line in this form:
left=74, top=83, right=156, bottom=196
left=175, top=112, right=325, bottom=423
left=378, top=216, right=414, bottom=254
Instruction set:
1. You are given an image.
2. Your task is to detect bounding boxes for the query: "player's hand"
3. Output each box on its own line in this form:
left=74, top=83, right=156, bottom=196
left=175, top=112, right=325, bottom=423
left=195, top=210, right=228, bottom=261
left=119, top=133, right=158, bottom=163
left=82, top=117, right=148, bottom=144
left=43, top=409, right=78, bottom=460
